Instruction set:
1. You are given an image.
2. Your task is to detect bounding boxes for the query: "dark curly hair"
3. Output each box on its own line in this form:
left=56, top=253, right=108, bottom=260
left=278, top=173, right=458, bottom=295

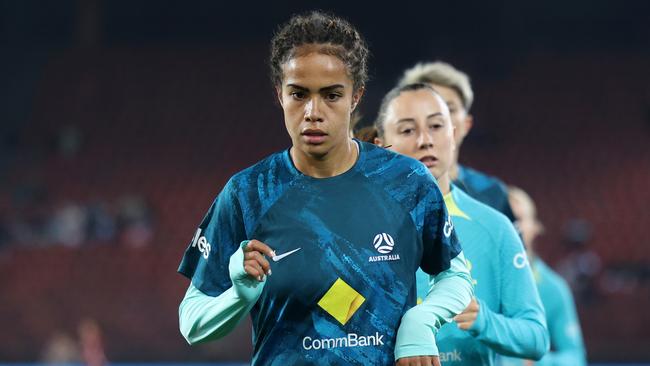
left=269, top=11, right=369, bottom=92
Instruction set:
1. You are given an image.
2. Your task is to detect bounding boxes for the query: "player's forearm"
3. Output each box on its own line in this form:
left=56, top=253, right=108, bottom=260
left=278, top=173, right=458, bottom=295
left=179, top=242, right=265, bottom=344
left=423, top=251, right=474, bottom=322
left=179, top=283, right=255, bottom=344
left=394, top=252, right=474, bottom=359
left=469, top=302, right=549, bottom=360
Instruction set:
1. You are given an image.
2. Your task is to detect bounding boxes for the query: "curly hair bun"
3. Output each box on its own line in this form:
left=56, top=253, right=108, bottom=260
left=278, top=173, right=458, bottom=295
left=269, top=11, right=369, bottom=92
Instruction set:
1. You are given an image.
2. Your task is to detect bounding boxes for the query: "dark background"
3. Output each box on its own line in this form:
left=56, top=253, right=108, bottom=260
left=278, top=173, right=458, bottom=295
left=1, top=0, right=649, bottom=363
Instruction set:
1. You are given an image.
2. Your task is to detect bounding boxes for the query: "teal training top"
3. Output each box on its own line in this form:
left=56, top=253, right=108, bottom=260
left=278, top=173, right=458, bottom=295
left=178, top=141, right=469, bottom=365
left=416, top=185, right=549, bottom=365
left=498, top=259, right=587, bottom=366
left=453, top=164, right=514, bottom=222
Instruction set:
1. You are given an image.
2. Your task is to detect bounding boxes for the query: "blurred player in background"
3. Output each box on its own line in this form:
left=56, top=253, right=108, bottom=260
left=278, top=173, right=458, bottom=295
left=500, top=186, right=587, bottom=366
left=176, top=11, right=473, bottom=366
left=371, top=82, right=548, bottom=365
left=398, top=62, right=515, bottom=221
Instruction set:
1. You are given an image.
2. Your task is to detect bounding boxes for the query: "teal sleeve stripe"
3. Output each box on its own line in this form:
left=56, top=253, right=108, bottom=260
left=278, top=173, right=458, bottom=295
left=394, top=252, right=474, bottom=360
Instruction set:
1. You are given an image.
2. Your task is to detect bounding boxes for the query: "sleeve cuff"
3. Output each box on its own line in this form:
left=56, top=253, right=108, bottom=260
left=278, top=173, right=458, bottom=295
left=394, top=306, right=440, bottom=360
left=395, top=342, right=439, bottom=360
left=228, top=240, right=265, bottom=303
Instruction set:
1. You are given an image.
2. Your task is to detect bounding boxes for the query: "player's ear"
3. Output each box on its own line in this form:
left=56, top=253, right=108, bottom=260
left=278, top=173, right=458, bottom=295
left=351, top=86, right=365, bottom=112
left=464, top=114, right=474, bottom=134
left=275, top=86, right=284, bottom=107
left=534, top=219, right=545, bottom=237
left=373, top=136, right=384, bottom=147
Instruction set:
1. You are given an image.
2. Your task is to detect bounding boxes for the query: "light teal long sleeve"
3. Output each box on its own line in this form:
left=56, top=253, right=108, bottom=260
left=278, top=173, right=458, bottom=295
left=395, top=251, right=474, bottom=360
left=468, top=296, right=548, bottom=360
left=465, top=227, right=549, bottom=360
left=498, top=259, right=586, bottom=366
left=418, top=186, right=549, bottom=365
left=461, top=208, right=549, bottom=361
left=180, top=284, right=254, bottom=344
left=179, top=241, right=264, bottom=344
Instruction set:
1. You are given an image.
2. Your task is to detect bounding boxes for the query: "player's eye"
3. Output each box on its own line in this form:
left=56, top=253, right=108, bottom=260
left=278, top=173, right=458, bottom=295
left=399, top=128, right=414, bottom=135
left=291, top=91, right=306, bottom=100
left=325, top=93, right=342, bottom=102
left=430, top=123, right=443, bottom=130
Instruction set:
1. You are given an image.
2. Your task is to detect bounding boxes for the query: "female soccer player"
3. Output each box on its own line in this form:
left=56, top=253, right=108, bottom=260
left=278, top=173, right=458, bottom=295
left=398, top=62, right=515, bottom=222
left=176, top=12, right=473, bottom=366
left=370, top=83, right=549, bottom=365
left=502, top=186, right=587, bottom=366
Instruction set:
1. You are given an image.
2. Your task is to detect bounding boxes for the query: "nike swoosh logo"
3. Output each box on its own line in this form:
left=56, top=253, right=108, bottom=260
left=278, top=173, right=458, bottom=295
left=272, top=247, right=301, bottom=262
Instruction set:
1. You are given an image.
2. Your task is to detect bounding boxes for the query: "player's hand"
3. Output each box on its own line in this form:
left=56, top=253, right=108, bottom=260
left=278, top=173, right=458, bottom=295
left=454, top=298, right=479, bottom=330
left=395, top=355, right=441, bottom=366
left=523, top=361, right=534, bottom=366
left=243, top=239, right=275, bottom=282
left=228, top=240, right=272, bottom=303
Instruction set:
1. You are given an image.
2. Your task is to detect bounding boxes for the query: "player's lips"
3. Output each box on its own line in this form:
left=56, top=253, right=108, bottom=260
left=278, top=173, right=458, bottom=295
left=419, top=155, right=438, bottom=168
left=301, top=129, right=328, bottom=144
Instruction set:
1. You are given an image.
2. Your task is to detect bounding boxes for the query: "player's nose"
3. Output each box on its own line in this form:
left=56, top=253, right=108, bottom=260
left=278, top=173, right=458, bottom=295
left=417, top=130, right=434, bottom=149
left=304, top=97, right=324, bottom=123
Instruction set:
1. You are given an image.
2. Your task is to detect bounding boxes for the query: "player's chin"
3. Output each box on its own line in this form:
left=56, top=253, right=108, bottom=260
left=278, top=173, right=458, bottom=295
left=300, top=141, right=331, bottom=157
left=428, top=165, right=443, bottom=177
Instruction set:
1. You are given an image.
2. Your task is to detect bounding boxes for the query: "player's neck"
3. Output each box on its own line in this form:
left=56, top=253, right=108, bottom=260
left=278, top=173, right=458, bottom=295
left=449, top=158, right=460, bottom=180
left=291, top=139, right=358, bottom=178
left=437, top=173, right=451, bottom=195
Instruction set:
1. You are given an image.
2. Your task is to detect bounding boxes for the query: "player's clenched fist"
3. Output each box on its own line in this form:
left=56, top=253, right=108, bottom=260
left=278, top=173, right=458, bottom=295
left=454, top=298, right=479, bottom=330
left=243, top=239, right=275, bottom=282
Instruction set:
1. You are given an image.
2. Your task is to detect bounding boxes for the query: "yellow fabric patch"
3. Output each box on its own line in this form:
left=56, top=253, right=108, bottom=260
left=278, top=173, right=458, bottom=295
left=318, top=278, right=366, bottom=325
left=443, top=192, right=471, bottom=220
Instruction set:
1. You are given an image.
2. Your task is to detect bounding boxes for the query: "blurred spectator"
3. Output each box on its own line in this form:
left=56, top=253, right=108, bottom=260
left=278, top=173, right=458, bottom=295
left=49, top=202, right=88, bottom=247
left=601, top=263, right=647, bottom=295
left=41, top=320, right=108, bottom=365
left=557, top=219, right=602, bottom=305
left=86, top=201, right=116, bottom=243
left=117, top=195, right=154, bottom=248
left=2, top=190, right=156, bottom=249
left=41, top=331, right=81, bottom=364
left=79, top=318, right=108, bottom=366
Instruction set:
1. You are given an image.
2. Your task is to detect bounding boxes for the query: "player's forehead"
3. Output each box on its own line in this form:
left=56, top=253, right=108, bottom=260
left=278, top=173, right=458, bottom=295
left=429, top=83, right=463, bottom=108
left=388, top=89, right=448, bottom=121
left=281, top=49, right=353, bottom=90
